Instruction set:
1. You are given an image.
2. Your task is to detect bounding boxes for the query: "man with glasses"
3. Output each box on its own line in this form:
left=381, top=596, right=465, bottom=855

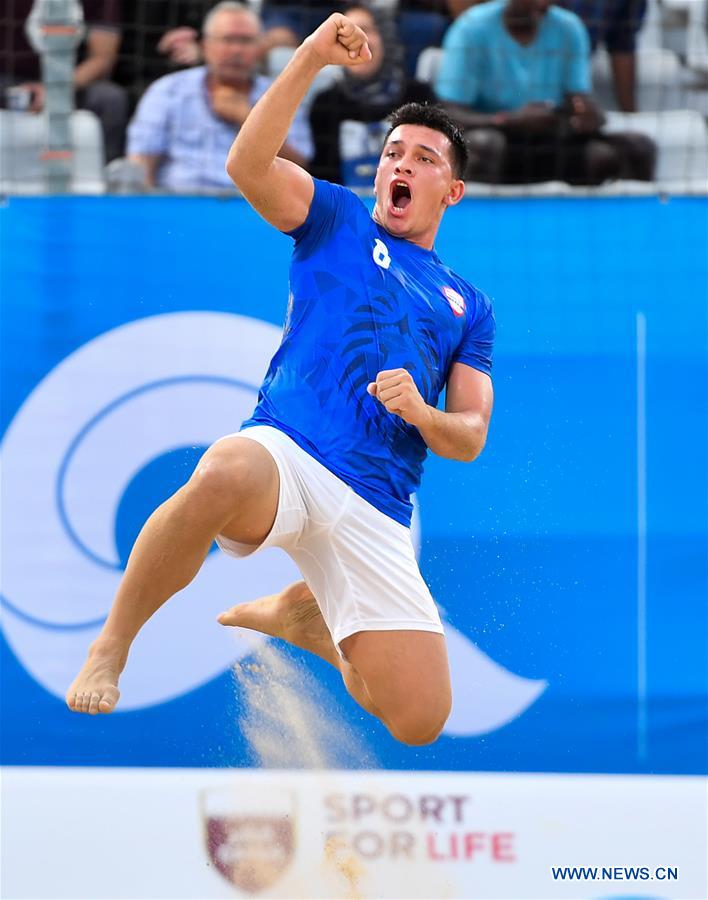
left=127, top=1, right=312, bottom=190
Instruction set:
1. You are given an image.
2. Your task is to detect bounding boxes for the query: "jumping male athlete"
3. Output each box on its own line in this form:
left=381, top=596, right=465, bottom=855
left=67, top=14, right=495, bottom=746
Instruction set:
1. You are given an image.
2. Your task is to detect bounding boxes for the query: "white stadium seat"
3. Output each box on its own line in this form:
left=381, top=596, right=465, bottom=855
left=369, top=0, right=400, bottom=12
left=0, top=109, right=105, bottom=194
left=640, top=0, right=708, bottom=67
left=686, top=0, right=708, bottom=74
left=592, top=46, right=692, bottom=111
left=415, top=46, right=443, bottom=86
left=604, top=108, right=708, bottom=183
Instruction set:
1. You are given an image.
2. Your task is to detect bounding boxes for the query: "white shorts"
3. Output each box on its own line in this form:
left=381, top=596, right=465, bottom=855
left=215, top=425, right=444, bottom=651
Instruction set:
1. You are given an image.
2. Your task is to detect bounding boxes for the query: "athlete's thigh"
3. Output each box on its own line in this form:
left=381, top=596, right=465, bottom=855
left=199, top=434, right=280, bottom=546
left=340, top=630, right=451, bottom=719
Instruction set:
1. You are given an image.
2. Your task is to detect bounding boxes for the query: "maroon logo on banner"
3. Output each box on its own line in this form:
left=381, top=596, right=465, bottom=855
left=206, top=814, right=295, bottom=893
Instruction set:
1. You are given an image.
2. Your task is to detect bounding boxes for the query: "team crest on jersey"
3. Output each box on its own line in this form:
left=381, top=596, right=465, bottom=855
left=442, top=286, right=466, bottom=317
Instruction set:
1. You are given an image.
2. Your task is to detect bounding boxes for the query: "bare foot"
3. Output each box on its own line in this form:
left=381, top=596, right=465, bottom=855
left=218, top=581, right=341, bottom=669
left=66, top=641, right=127, bottom=714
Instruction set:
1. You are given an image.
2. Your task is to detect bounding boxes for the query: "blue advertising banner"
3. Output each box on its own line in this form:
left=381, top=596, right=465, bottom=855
left=1, top=195, right=706, bottom=774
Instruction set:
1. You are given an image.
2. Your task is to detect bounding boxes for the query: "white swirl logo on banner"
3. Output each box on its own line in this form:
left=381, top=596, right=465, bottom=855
left=0, top=311, right=545, bottom=734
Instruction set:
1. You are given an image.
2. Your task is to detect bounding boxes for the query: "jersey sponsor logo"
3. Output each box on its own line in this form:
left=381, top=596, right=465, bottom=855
left=443, top=286, right=466, bottom=317
left=1, top=312, right=545, bottom=736
left=373, top=238, right=391, bottom=270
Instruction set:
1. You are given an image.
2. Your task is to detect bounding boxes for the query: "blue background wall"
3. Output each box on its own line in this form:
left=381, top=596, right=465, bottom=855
left=1, top=195, right=706, bottom=775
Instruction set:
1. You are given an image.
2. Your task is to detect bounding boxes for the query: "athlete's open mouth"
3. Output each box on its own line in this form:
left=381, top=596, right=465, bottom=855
left=390, top=180, right=412, bottom=212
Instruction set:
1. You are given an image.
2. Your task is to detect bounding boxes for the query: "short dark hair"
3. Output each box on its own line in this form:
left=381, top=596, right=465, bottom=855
left=384, top=102, right=468, bottom=180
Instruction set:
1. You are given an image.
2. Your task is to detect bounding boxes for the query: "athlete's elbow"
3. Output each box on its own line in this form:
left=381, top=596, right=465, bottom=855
left=458, top=431, right=487, bottom=463
left=226, top=145, right=272, bottom=191
left=458, top=444, right=483, bottom=463
left=225, top=147, right=243, bottom=186
left=435, top=441, right=482, bottom=463
left=464, top=418, right=491, bottom=462
left=469, top=447, right=485, bottom=463
left=226, top=134, right=257, bottom=186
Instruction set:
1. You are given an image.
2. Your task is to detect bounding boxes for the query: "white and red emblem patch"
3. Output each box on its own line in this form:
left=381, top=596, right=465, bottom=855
left=442, top=286, right=466, bottom=317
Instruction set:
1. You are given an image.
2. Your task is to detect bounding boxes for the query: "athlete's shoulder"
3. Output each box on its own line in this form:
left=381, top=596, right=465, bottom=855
left=312, top=178, right=371, bottom=219
left=442, top=266, right=495, bottom=371
left=289, top=178, right=371, bottom=252
left=437, top=261, right=494, bottom=319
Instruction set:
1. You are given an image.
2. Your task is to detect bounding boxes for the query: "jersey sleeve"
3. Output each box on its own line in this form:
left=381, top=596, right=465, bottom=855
left=453, top=289, right=495, bottom=376
left=287, top=178, right=362, bottom=257
left=436, top=14, right=482, bottom=106
left=562, top=12, right=592, bottom=95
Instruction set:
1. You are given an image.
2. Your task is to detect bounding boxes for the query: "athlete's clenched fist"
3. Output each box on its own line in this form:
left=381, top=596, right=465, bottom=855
left=367, top=368, right=432, bottom=429
left=304, top=13, right=372, bottom=69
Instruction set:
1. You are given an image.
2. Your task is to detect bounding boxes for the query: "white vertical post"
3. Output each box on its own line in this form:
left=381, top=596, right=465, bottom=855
left=25, top=0, right=85, bottom=192
left=636, top=311, right=648, bottom=761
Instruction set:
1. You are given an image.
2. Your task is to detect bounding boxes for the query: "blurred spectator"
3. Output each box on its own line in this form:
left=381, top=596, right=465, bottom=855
left=1, top=0, right=129, bottom=161
left=257, top=0, right=452, bottom=76
left=259, top=0, right=337, bottom=56
left=126, top=1, right=312, bottom=190
left=445, top=0, right=484, bottom=17
left=436, top=0, right=655, bottom=183
left=397, top=0, right=452, bottom=76
left=560, top=0, right=647, bottom=111
left=310, top=4, right=436, bottom=184
left=157, top=24, right=207, bottom=68
left=148, top=0, right=450, bottom=83
left=113, top=0, right=214, bottom=105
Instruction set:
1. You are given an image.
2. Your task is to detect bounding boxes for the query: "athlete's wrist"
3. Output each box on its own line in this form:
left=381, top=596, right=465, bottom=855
left=296, top=39, right=329, bottom=73
left=410, top=403, right=436, bottom=433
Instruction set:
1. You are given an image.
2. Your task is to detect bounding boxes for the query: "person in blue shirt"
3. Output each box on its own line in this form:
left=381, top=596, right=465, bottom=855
left=127, top=2, right=312, bottom=191
left=66, top=15, right=495, bottom=747
left=436, top=0, right=654, bottom=183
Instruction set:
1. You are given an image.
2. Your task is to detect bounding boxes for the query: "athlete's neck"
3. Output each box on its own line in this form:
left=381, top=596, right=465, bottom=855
left=371, top=207, right=436, bottom=251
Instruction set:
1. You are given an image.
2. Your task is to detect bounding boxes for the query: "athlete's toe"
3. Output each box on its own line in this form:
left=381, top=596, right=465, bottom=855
left=80, top=692, right=91, bottom=713
left=217, top=604, right=247, bottom=627
left=98, top=686, right=119, bottom=713
left=88, top=692, right=101, bottom=715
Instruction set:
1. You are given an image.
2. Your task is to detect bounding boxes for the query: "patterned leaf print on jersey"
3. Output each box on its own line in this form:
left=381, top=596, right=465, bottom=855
left=243, top=179, right=494, bottom=526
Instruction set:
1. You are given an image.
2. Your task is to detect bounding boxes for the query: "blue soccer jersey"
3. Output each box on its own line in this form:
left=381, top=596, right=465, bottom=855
left=242, top=179, right=495, bottom=526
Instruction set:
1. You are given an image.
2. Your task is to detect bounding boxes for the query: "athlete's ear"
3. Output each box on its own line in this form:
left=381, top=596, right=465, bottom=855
left=444, top=179, right=465, bottom=208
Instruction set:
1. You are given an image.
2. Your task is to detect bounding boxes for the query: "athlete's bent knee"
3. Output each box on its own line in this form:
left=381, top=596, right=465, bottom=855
left=388, top=704, right=451, bottom=747
left=189, top=449, right=252, bottom=511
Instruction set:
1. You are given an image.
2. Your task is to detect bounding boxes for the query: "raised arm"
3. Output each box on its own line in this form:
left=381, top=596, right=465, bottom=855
left=225, top=14, right=371, bottom=232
